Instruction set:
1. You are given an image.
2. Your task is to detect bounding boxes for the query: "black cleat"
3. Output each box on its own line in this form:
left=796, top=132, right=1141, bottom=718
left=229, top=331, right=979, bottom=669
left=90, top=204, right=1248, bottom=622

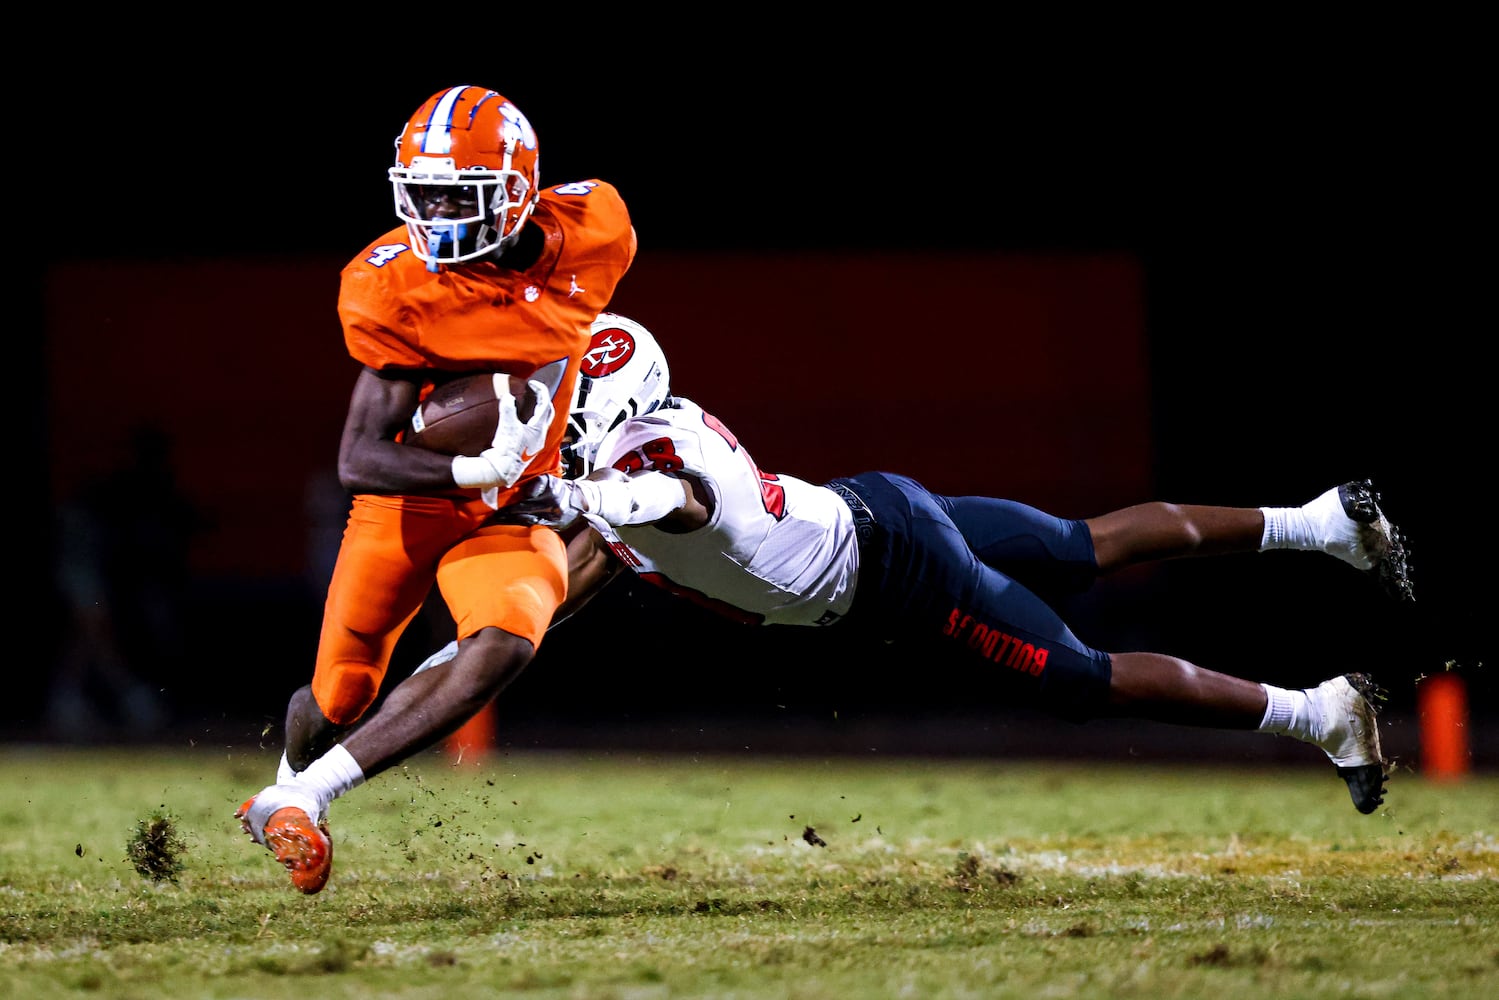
left=1337, top=762, right=1388, bottom=815
left=1312, top=672, right=1390, bottom=814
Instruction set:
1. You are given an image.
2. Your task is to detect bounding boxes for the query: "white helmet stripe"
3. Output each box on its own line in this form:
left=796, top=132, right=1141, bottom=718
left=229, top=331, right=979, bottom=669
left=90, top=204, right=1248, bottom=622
left=420, top=87, right=469, bottom=155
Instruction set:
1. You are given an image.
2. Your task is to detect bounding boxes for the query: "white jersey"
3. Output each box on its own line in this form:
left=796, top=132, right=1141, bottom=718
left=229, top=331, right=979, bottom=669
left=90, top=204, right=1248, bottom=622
left=592, top=397, right=859, bottom=626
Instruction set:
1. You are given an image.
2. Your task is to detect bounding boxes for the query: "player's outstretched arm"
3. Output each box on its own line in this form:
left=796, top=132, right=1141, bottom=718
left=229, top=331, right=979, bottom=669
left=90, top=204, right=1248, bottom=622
left=572, top=471, right=689, bottom=527
left=496, top=468, right=693, bottom=531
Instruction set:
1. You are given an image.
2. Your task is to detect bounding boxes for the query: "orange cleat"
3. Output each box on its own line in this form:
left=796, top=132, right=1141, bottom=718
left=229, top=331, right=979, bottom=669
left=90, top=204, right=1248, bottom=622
left=236, top=796, right=333, bottom=894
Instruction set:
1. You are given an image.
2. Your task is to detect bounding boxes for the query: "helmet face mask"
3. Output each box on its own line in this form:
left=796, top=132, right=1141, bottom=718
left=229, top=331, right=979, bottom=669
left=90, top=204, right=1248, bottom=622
left=560, top=415, right=601, bottom=482
left=562, top=314, right=672, bottom=479
left=389, top=87, right=539, bottom=266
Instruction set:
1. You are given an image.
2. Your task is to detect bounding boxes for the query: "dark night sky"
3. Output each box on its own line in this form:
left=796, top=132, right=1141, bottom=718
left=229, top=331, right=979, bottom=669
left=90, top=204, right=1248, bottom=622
left=29, top=36, right=1487, bottom=728
left=50, top=46, right=1478, bottom=456
left=47, top=37, right=1471, bottom=262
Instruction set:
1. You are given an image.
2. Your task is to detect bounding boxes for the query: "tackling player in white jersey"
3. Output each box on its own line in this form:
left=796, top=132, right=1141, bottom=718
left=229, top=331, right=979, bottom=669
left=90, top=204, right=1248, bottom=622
left=499, top=313, right=1408, bottom=817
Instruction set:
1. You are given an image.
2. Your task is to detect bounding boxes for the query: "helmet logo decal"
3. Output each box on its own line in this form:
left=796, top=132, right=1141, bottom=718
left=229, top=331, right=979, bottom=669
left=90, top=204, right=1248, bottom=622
left=498, top=102, right=538, bottom=152
left=581, top=328, right=636, bottom=377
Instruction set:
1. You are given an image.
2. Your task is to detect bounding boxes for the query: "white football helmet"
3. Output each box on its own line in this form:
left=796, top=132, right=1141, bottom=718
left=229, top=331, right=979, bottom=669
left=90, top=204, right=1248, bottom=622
left=563, top=313, right=671, bottom=478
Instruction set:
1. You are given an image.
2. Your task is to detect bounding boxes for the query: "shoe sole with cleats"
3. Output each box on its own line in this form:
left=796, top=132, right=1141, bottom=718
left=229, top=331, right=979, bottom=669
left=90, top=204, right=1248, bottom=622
left=236, top=797, right=333, bottom=894
left=1338, top=479, right=1414, bottom=603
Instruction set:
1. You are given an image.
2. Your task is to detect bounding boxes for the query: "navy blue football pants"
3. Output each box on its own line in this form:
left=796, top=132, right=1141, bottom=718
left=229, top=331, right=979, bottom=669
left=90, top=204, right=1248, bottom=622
left=826, top=472, right=1114, bottom=720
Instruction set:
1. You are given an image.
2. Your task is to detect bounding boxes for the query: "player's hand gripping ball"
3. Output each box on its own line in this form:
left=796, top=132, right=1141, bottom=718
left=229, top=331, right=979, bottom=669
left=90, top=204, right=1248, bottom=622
left=405, top=373, right=537, bottom=455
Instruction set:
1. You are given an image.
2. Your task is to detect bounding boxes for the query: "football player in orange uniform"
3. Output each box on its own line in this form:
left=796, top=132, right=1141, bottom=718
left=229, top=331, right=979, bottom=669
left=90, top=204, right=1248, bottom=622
left=235, top=85, right=636, bottom=893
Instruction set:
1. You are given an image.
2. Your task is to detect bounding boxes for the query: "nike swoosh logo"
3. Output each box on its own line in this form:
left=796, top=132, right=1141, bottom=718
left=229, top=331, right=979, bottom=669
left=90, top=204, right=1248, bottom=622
left=520, top=450, right=538, bottom=463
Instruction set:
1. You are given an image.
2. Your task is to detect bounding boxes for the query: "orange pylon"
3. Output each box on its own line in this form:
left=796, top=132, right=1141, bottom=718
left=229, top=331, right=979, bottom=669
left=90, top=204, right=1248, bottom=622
left=444, top=701, right=496, bottom=765
left=1418, top=672, right=1470, bottom=782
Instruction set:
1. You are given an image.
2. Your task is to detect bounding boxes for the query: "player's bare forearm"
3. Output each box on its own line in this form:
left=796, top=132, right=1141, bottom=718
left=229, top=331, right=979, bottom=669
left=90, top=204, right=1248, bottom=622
left=340, top=435, right=475, bottom=494
left=336, top=366, right=468, bottom=494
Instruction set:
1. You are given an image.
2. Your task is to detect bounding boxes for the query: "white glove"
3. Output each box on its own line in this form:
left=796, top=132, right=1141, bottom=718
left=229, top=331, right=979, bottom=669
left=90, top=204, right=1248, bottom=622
left=490, top=471, right=688, bottom=530
left=491, top=475, right=591, bottom=530
left=451, top=377, right=556, bottom=496
left=487, top=376, right=555, bottom=481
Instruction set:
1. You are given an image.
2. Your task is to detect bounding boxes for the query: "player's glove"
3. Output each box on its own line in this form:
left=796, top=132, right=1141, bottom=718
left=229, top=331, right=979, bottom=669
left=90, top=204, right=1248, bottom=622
left=450, top=377, right=555, bottom=500
left=494, top=474, right=591, bottom=530
left=493, top=471, right=688, bottom=531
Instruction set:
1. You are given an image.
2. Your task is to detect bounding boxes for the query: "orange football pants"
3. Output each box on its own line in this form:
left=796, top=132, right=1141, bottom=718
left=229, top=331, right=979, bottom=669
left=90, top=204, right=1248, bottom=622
left=310, top=492, right=567, bottom=726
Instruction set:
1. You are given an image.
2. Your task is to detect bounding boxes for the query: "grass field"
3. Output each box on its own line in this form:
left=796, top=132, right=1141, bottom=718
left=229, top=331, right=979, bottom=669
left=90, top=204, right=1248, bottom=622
left=1, top=744, right=1495, bottom=999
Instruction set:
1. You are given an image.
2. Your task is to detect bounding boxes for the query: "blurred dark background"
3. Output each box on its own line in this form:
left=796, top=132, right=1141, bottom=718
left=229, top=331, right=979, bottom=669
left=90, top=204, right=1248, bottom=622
left=18, top=36, right=1487, bottom=767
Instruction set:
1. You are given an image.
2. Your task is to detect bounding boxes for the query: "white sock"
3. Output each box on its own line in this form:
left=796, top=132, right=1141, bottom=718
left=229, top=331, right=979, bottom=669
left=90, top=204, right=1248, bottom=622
left=295, top=744, right=366, bottom=818
left=1259, top=506, right=1318, bottom=552
left=276, top=751, right=298, bottom=784
left=1258, top=683, right=1315, bottom=741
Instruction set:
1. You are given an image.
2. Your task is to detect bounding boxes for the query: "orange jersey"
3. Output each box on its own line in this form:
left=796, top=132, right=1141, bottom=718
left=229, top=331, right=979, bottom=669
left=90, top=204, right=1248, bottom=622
left=339, top=179, right=636, bottom=487
left=312, top=180, right=635, bottom=726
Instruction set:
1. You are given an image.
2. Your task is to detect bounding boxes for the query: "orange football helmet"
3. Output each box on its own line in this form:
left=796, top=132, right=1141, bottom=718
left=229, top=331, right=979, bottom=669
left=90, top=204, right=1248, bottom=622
left=389, top=86, right=540, bottom=267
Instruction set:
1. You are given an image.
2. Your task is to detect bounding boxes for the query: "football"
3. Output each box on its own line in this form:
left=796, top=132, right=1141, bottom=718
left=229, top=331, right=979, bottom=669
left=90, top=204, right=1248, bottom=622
left=404, top=373, right=537, bottom=455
